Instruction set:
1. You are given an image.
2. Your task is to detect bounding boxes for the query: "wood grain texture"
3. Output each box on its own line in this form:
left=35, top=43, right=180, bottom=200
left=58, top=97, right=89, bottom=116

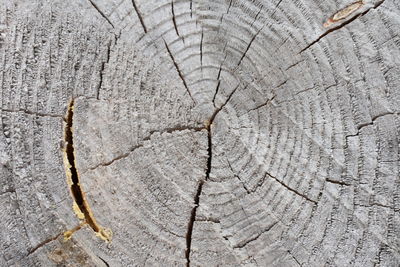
left=1, top=0, right=400, bottom=266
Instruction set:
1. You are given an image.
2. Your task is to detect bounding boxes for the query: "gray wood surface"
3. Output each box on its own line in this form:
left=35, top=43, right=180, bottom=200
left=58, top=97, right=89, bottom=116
left=1, top=0, right=400, bottom=266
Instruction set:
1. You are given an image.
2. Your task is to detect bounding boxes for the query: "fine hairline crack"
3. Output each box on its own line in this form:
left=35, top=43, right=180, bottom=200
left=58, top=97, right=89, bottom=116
left=266, top=171, right=317, bottom=204
left=228, top=159, right=316, bottom=203
left=163, top=39, right=196, bottom=103
left=1, top=108, right=63, bottom=119
left=87, top=0, right=115, bottom=29
left=85, top=126, right=205, bottom=172
left=132, top=0, right=148, bottom=33
left=233, top=221, right=278, bottom=249
left=96, top=38, right=113, bottom=100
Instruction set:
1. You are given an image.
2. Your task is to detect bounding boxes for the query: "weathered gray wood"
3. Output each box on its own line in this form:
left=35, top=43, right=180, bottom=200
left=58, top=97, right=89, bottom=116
left=1, top=0, right=400, bottom=266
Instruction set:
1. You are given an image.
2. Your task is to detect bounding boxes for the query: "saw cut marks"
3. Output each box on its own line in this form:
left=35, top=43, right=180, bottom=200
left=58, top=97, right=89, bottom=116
left=324, top=1, right=364, bottom=27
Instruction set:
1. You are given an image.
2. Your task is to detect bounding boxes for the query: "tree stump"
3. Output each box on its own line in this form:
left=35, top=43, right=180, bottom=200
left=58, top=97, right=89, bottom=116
left=1, top=0, right=400, bottom=266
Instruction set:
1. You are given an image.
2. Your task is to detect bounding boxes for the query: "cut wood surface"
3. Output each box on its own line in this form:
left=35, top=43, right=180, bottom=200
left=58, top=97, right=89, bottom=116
left=1, top=0, right=400, bottom=266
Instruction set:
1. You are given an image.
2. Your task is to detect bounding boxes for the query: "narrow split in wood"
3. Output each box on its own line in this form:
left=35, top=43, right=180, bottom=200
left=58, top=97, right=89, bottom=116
left=29, top=224, right=84, bottom=255
left=87, top=0, right=115, bottom=29
left=63, top=99, right=112, bottom=242
left=185, top=122, right=211, bottom=267
left=97, top=39, right=113, bottom=100
left=299, top=0, right=382, bottom=53
left=171, top=0, right=181, bottom=39
left=185, top=84, right=244, bottom=266
left=131, top=0, right=148, bottom=33
left=28, top=233, right=63, bottom=255
left=163, top=39, right=195, bottom=103
left=98, top=256, right=111, bottom=267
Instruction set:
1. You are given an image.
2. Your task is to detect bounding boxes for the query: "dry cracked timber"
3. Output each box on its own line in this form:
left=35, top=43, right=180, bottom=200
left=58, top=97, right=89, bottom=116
left=1, top=0, right=400, bottom=266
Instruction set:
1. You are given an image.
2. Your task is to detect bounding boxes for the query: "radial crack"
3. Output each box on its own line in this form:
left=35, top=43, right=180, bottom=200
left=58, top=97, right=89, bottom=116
left=1, top=108, right=63, bottom=119
left=164, top=40, right=195, bottom=103
left=88, top=144, right=143, bottom=171
left=355, top=202, right=395, bottom=210
left=237, top=27, right=263, bottom=67
left=98, top=256, right=110, bottom=267
left=250, top=5, right=263, bottom=28
left=28, top=233, right=62, bottom=255
left=131, top=0, right=148, bottom=33
left=87, top=0, right=115, bottom=29
left=227, top=0, right=233, bottom=14
left=86, top=126, right=205, bottom=171
left=227, top=160, right=250, bottom=194
left=148, top=126, right=205, bottom=136
left=28, top=224, right=83, bottom=255
left=326, top=178, right=351, bottom=186
left=285, top=59, right=304, bottom=71
left=271, top=0, right=284, bottom=16
left=299, top=0, right=386, bottom=53
left=186, top=82, right=246, bottom=265
left=200, top=29, right=203, bottom=66
left=227, top=161, right=269, bottom=194
left=247, top=95, right=276, bottom=112
left=211, top=55, right=226, bottom=107
left=210, top=82, right=246, bottom=124
left=185, top=103, right=220, bottom=265
left=97, top=38, right=112, bottom=100
left=287, top=250, right=302, bottom=266
left=185, top=121, right=212, bottom=266
left=323, top=1, right=364, bottom=28
left=266, top=171, right=317, bottom=204
left=185, top=180, right=204, bottom=267
left=171, top=0, right=181, bottom=39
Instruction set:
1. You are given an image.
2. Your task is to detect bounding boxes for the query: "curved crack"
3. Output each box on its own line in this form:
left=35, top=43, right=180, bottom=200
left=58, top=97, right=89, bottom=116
left=171, top=0, right=181, bottom=39
left=63, top=99, right=112, bottom=242
left=98, top=256, right=110, bottom=267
